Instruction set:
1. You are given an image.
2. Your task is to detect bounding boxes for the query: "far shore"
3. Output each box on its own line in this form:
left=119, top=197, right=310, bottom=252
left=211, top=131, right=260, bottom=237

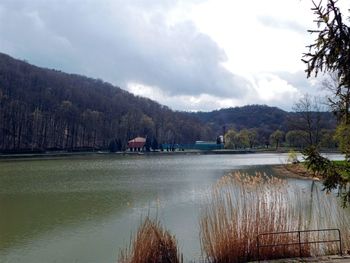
left=0, top=149, right=256, bottom=160
left=272, top=163, right=321, bottom=181
left=0, top=148, right=340, bottom=160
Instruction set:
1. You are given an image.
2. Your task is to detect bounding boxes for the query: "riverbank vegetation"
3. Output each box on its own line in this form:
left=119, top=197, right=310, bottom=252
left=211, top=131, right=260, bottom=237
left=118, top=217, right=182, bottom=263
left=121, top=171, right=350, bottom=262
left=199, top=172, right=350, bottom=262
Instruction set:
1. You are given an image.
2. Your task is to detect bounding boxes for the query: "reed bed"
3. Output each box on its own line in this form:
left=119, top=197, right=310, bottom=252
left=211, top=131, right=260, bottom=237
left=199, top=172, right=350, bottom=263
left=118, top=217, right=182, bottom=263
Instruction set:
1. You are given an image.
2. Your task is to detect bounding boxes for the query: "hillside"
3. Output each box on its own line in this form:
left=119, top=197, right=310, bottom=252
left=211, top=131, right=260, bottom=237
left=0, top=53, right=212, bottom=152
left=193, top=105, right=288, bottom=130
left=0, top=53, right=337, bottom=153
left=190, top=105, right=337, bottom=146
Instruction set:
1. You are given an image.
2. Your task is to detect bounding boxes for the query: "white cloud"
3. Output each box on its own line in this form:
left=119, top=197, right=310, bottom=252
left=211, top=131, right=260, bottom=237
left=0, top=0, right=252, bottom=99
left=252, top=73, right=300, bottom=102
left=1, top=0, right=348, bottom=111
left=127, top=74, right=303, bottom=112
left=189, top=0, right=315, bottom=75
left=127, top=82, right=245, bottom=111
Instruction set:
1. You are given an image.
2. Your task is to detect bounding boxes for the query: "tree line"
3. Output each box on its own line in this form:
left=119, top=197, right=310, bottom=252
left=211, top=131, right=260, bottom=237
left=196, top=101, right=337, bottom=150
left=223, top=126, right=337, bottom=150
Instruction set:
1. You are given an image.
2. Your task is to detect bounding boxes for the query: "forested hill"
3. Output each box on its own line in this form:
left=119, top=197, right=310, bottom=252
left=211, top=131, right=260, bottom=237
left=0, top=52, right=337, bottom=153
left=0, top=53, right=212, bottom=152
left=193, top=105, right=288, bottom=131
left=190, top=105, right=336, bottom=142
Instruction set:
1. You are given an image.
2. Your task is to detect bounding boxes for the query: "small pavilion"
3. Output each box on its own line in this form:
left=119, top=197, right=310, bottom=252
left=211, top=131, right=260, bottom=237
left=127, top=137, right=146, bottom=152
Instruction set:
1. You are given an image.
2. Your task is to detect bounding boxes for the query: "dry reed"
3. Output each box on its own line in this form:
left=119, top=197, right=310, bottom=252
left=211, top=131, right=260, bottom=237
left=118, top=217, right=183, bottom=263
left=199, top=172, right=350, bottom=263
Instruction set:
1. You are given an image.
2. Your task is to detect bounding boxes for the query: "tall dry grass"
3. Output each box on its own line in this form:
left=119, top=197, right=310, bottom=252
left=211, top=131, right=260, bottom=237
left=199, top=172, right=350, bottom=262
left=118, top=217, right=182, bottom=263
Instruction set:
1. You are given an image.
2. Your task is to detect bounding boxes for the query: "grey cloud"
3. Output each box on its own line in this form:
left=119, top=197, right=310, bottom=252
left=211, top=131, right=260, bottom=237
left=0, top=0, right=250, bottom=101
left=273, top=71, right=329, bottom=109
left=275, top=71, right=310, bottom=88
left=275, top=70, right=323, bottom=94
left=257, top=16, right=307, bottom=34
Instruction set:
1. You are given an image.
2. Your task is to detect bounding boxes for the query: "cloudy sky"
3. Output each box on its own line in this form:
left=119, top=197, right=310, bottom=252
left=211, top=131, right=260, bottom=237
left=1, top=0, right=349, bottom=111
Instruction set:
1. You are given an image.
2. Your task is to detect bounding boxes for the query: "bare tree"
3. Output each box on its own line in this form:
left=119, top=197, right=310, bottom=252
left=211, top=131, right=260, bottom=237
left=302, top=0, right=350, bottom=205
left=302, top=0, right=350, bottom=124
left=322, top=72, right=350, bottom=123
left=291, top=94, right=323, bottom=146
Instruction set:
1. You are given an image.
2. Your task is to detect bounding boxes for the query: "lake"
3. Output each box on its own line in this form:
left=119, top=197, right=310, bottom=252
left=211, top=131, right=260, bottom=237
left=0, top=153, right=345, bottom=263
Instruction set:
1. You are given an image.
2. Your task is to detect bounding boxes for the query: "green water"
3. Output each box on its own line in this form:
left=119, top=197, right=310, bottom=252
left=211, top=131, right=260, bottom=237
left=0, top=153, right=345, bottom=262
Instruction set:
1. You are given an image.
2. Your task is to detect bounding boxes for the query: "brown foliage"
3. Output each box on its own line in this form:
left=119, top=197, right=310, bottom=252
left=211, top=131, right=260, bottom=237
left=118, top=217, right=182, bottom=263
left=199, top=172, right=348, bottom=262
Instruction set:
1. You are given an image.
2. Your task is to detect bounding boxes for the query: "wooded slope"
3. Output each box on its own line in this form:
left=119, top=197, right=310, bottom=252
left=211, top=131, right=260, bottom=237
left=0, top=53, right=211, bottom=152
left=0, top=53, right=337, bottom=153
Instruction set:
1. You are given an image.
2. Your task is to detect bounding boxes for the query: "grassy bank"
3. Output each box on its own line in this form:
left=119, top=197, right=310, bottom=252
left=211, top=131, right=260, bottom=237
left=199, top=172, right=350, bottom=262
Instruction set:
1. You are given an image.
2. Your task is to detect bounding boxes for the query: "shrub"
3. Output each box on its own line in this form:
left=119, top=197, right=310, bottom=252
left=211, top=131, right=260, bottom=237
left=118, top=217, right=182, bottom=263
left=287, top=149, right=299, bottom=164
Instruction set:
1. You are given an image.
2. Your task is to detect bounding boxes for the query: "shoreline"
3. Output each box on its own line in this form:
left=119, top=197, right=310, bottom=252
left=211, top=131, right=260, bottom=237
left=272, top=163, right=321, bottom=181
left=0, top=149, right=341, bottom=161
left=0, top=149, right=263, bottom=160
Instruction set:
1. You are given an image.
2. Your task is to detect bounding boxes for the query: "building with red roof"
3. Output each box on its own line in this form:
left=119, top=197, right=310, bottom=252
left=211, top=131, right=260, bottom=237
left=127, top=137, right=146, bottom=152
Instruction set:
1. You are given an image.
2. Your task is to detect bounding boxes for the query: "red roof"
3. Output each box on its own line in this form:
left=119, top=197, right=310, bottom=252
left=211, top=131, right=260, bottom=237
left=128, top=137, right=146, bottom=148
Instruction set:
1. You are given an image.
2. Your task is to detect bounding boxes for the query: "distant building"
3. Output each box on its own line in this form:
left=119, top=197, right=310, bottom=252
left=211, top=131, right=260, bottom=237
left=194, top=140, right=223, bottom=150
left=128, top=137, right=146, bottom=152
left=217, top=135, right=224, bottom=144
left=160, top=139, right=225, bottom=151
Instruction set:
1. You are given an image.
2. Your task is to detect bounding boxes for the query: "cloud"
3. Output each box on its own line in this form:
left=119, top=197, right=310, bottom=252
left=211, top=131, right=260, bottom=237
left=274, top=70, right=329, bottom=98
left=127, top=71, right=306, bottom=112
left=251, top=73, right=300, bottom=107
left=257, top=16, right=306, bottom=34
left=0, top=0, right=335, bottom=111
left=127, top=82, right=246, bottom=111
left=0, top=0, right=251, bottom=101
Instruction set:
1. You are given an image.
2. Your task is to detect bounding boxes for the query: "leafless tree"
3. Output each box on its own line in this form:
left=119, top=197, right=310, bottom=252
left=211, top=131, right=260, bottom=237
left=292, top=94, right=323, bottom=146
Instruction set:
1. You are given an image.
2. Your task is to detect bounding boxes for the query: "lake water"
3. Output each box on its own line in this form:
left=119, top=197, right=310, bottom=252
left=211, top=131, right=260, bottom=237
left=0, top=153, right=345, bottom=263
